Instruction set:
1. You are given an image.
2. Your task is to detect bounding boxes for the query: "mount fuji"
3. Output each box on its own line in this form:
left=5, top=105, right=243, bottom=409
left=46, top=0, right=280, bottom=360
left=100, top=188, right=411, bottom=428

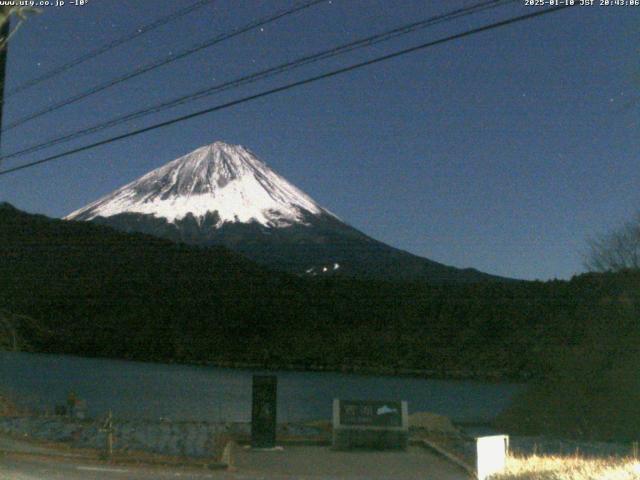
left=66, top=141, right=502, bottom=283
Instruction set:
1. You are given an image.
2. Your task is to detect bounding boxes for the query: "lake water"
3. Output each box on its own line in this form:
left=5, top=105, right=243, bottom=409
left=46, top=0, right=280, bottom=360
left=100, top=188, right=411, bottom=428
left=1, top=351, right=524, bottom=423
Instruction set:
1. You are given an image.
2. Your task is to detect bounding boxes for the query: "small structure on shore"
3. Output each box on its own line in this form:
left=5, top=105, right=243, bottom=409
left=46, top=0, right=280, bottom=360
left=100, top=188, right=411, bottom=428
left=476, top=434, right=509, bottom=480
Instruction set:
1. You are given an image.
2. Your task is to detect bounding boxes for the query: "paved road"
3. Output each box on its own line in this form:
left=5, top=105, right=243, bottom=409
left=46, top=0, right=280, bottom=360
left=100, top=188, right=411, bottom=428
left=0, top=436, right=66, bottom=456
left=234, top=445, right=470, bottom=479
left=0, top=454, right=232, bottom=480
left=1, top=450, right=470, bottom=480
left=0, top=435, right=470, bottom=480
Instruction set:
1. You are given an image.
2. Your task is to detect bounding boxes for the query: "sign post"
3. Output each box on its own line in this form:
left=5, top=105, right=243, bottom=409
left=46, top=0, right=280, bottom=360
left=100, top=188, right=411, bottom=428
left=99, top=410, right=114, bottom=459
left=251, top=375, right=277, bottom=449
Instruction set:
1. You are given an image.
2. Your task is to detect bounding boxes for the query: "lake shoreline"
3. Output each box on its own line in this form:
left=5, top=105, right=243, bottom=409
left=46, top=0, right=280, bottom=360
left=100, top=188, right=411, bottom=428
left=0, top=351, right=523, bottom=424
left=7, top=347, right=531, bottom=383
left=200, top=359, right=529, bottom=384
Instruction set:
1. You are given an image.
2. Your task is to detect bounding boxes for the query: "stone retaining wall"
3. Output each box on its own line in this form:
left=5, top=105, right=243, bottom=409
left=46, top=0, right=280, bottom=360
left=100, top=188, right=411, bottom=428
left=0, top=416, right=327, bottom=458
left=0, top=416, right=249, bottom=458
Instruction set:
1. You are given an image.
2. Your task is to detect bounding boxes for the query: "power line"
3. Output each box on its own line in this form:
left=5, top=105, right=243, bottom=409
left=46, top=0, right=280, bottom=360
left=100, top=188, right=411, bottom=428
left=0, top=0, right=516, bottom=163
left=1, top=0, right=326, bottom=133
left=0, top=5, right=573, bottom=178
left=4, top=0, right=216, bottom=98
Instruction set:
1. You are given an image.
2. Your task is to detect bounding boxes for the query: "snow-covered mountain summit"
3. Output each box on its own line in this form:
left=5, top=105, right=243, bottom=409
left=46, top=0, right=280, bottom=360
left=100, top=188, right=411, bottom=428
left=65, top=141, right=329, bottom=227
left=66, top=141, right=506, bottom=284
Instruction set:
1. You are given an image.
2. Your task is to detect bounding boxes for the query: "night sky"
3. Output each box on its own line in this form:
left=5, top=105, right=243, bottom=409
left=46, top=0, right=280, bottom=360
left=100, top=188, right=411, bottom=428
left=0, top=0, right=638, bottom=281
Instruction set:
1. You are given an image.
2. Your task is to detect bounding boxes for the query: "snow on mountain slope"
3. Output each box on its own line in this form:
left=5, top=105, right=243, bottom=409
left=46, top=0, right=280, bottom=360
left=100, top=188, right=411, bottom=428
left=65, top=141, right=331, bottom=227
left=64, top=141, right=507, bottom=283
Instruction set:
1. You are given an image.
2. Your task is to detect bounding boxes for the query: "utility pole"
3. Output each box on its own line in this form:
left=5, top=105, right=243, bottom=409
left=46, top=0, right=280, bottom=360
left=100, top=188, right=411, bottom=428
left=0, top=13, right=10, bottom=157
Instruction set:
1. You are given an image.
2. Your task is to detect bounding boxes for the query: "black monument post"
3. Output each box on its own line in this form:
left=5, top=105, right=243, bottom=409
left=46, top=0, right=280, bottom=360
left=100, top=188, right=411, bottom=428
left=251, top=375, right=277, bottom=448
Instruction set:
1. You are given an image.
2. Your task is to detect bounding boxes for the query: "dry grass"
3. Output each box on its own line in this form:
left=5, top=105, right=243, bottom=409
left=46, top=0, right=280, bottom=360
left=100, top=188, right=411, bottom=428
left=492, top=454, right=640, bottom=480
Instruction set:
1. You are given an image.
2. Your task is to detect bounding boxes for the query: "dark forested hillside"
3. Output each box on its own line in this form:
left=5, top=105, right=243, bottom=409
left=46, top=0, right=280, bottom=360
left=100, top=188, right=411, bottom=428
left=2, top=203, right=638, bottom=385
left=496, top=269, right=640, bottom=441
left=88, top=210, right=505, bottom=284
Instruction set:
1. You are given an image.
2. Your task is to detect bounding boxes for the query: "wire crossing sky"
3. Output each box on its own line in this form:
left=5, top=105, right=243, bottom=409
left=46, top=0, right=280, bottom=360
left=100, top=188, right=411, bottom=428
left=3, top=0, right=216, bottom=98
left=0, top=0, right=517, bottom=163
left=1, top=0, right=638, bottom=281
left=1, top=0, right=326, bottom=131
left=0, top=4, right=569, bottom=176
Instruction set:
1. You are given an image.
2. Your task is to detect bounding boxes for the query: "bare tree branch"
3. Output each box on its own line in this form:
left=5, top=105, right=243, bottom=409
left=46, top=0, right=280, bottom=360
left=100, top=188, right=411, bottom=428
left=584, top=212, right=640, bottom=272
left=0, top=308, right=50, bottom=351
left=0, top=6, right=40, bottom=50
left=0, top=309, right=19, bottom=351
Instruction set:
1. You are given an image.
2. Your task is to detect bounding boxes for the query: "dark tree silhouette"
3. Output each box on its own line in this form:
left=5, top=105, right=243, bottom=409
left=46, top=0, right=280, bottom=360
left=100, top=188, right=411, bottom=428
left=585, top=212, right=640, bottom=272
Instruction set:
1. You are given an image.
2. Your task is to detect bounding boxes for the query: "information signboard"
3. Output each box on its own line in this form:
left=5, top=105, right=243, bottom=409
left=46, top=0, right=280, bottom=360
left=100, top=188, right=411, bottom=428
left=339, top=400, right=403, bottom=427
left=333, top=399, right=408, bottom=450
